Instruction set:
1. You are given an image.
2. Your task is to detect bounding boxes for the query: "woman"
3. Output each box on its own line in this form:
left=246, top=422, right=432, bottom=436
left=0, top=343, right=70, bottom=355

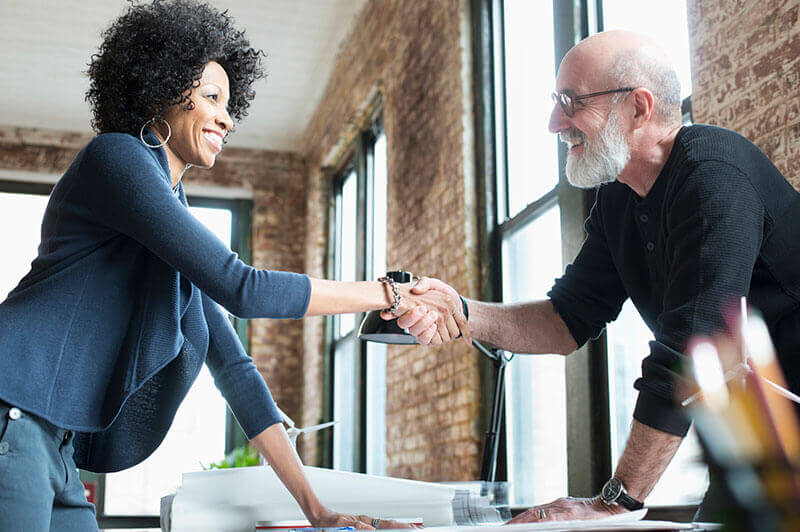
left=0, top=1, right=468, bottom=530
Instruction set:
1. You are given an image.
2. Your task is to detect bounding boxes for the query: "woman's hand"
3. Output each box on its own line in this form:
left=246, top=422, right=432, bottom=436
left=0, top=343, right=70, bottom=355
left=252, top=428, right=420, bottom=531
left=382, top=277, right=471, bottom=346
left=312, top=508, right=417, bottom=529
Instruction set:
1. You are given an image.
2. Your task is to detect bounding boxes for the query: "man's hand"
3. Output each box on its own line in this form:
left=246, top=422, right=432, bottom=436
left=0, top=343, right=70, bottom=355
left=381, top=277, right=471, bottom=346
left=505, top=496, right=625, bottom=524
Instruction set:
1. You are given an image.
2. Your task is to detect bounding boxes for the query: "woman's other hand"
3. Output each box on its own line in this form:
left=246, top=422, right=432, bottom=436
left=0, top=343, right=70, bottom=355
left=312, top=509, right=419, bottom=529
left=381, top=277, right=471, bottom=346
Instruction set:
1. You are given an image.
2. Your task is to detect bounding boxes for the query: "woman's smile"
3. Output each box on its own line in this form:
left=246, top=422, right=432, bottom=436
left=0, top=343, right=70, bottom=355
left=202, top=128, right=224, bottom=152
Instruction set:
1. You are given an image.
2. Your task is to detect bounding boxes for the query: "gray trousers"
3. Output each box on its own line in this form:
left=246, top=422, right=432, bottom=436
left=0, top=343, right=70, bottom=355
left=0, top=400, right=97, bottom=531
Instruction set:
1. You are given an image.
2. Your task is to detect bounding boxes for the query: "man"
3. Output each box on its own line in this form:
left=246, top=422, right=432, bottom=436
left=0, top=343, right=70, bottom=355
left=398, top=30, right=800, bottom=522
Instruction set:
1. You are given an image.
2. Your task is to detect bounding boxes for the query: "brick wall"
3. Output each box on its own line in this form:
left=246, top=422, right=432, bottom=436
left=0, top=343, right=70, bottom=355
left=0, top=125, right=310, bottom=430
left=688, top=0, right=800, bottom=189
left=299, top=0, right=483, bottom=480
left=298, top=157, right=330, bottom=464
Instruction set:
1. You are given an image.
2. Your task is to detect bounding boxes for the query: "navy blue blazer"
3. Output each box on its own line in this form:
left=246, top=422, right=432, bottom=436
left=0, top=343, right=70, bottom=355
left=0, top=130, right=311, bottom=472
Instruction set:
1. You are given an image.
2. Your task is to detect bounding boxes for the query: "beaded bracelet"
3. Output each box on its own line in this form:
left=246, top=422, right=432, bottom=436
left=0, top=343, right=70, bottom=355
left=378, top=276, right=401, bottom=314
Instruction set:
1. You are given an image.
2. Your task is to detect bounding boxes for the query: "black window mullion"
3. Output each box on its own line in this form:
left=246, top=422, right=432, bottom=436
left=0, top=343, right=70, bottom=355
left=496, top=187, right=559, bottom=241
left=0, top=179, right=54, bottom=195
left=328, top=169, right=345, bottom=469
left=328, top=154, right=368, bottom=472
left=354, top=138, right=368, bottom=473
left=493, top=0, right=510, bottom=225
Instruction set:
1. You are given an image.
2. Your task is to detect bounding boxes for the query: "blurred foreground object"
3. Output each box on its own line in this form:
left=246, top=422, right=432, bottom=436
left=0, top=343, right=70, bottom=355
left=687, top=302, right=800, bottom=530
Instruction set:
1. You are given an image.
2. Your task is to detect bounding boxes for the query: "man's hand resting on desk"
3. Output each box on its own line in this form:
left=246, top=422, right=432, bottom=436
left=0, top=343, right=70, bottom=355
left=505, top=496, right=626, bottom=524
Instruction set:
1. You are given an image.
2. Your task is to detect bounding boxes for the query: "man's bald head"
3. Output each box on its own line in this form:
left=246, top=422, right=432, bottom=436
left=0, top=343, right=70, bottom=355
left=560, top=30, right=682, bottom=126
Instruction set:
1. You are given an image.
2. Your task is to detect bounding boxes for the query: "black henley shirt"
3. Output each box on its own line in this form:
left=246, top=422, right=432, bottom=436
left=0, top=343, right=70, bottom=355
left=548, top=124, right=800, bottom=436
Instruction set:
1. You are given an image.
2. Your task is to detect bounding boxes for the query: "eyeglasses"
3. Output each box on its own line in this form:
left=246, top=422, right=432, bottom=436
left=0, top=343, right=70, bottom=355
left=551, top=87, right=635, bottom=117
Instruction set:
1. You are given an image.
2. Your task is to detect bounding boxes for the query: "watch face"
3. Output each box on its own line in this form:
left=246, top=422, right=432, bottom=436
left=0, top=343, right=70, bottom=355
left=602, top=478, right=622, bottom=502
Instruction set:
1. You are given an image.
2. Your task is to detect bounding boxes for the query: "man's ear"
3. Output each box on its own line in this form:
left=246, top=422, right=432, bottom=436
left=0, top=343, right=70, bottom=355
left=629, top=88, right=655, bottom=129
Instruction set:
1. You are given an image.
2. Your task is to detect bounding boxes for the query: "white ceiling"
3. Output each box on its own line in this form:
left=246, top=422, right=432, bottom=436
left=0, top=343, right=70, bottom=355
left=0, top=0, right=367, bottom=151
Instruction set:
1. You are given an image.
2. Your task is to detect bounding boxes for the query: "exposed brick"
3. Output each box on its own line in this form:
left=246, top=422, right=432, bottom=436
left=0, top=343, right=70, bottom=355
left=299, top=0, right=482, bottom=480
left=690, top=0, right=800, bottom=187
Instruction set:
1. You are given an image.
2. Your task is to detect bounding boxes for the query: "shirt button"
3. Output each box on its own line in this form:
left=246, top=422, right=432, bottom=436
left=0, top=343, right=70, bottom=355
left=646, top=241, right=655, bottom=252
left=8, top=408, right=21, bottom=420
left=0, top=442, right=8, bottom=454
left=639, top=214, right=649, bottom=223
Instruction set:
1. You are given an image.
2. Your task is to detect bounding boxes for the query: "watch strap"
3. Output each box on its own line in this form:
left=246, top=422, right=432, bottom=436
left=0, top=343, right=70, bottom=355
left=616, top=491, right=644, bottom=511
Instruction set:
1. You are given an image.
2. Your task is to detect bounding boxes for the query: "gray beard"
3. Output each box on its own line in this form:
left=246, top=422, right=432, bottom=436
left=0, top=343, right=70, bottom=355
left=563, top=107, right=631, bottom=189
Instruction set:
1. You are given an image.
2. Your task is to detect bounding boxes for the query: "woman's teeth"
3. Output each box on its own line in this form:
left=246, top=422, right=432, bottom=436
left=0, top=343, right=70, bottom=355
left=203, top=131, right=222, bottom=151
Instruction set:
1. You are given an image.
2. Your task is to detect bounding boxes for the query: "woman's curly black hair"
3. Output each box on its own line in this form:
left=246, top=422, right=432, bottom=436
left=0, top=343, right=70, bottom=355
left=86, top=0, right=265, bottom=135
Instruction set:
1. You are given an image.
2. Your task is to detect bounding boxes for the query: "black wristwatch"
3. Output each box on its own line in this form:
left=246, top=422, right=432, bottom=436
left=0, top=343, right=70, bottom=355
left=600, top=477, right=644, bottom=510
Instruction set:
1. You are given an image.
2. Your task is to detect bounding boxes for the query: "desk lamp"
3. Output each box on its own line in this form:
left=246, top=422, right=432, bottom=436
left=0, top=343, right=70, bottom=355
left=358, top=270, right=511, bottom=482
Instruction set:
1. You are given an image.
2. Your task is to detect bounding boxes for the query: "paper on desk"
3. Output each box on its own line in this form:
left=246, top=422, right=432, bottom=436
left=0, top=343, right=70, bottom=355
left=425, top=509, right=719, bottom=531
left=451, top=490, right=504, bottom=524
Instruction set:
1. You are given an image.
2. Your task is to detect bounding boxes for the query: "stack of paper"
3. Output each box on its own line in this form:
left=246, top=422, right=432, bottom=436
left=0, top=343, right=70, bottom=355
left=441, top=481, right=510, bottom=525
left=164, top=466, right=458, bottom=532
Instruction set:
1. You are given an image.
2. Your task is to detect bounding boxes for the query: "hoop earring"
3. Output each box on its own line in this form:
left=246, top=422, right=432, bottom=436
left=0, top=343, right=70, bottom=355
left=139, top=116, right=171, bottom=148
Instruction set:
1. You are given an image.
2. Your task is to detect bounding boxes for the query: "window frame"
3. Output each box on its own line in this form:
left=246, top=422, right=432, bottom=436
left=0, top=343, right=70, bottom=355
left=472, top=0, right=605, bottom=499
left=472, top=0, right=695, bottom=517
left=328, top=155, right=365, bottom=472
left=324, top=112, right=386, bottom=473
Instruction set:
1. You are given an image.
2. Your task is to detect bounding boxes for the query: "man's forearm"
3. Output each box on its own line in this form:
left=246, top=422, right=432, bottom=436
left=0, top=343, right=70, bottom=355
left=613, top=420, right=684, bottom=501
left=467, top=299, right=577, bottom=355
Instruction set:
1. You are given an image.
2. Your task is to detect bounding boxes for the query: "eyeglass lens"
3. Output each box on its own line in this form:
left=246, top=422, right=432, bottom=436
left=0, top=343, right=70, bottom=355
left=553, top=93, right=574, bottom=117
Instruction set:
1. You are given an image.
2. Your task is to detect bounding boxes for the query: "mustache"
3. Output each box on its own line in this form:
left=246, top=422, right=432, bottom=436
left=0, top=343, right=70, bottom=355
left=559, top=128, right=586, bottom=145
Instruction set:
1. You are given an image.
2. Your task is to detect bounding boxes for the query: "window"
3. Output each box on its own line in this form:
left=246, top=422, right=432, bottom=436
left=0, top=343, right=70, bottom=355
left=331, top=166, right=360, bottom=471
left=600, top=0, right=707, bottom=507
left=366, top=131, right=388, bottom=475
left=0, top=186, right=50, bottom=299
left=478, top=0, right=704, bottom=512
left=503, top=0, right=560, bottom=218
left=494, top=0, right=568, bottom=507
left=502, top=206, right=567, bottom=506
left=328, top=116, right=388, bottom=474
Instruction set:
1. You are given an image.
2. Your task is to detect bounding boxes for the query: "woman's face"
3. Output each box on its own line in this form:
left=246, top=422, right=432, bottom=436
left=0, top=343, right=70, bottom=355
left=160, top=61, right=233, bottom=175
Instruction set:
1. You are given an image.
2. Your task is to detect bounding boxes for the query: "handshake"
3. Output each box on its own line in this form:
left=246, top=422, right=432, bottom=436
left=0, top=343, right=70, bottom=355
left=376, top=273, right=472, bottom=346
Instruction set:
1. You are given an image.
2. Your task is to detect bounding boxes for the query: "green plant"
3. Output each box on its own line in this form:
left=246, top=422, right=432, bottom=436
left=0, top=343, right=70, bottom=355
left=204, top=444, right=260, bottom=470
